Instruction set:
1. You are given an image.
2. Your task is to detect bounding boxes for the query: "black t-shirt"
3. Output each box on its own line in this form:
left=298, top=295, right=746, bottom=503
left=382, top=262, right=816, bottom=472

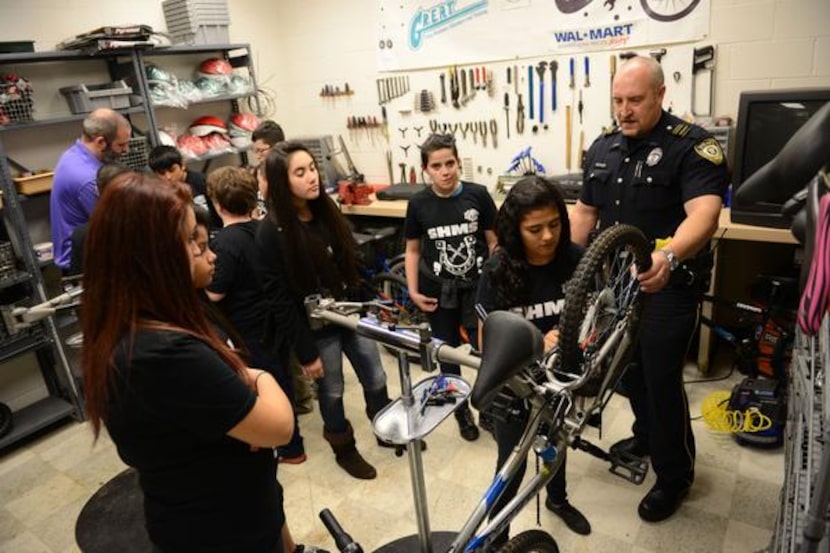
left=105, top=328, right=283, bottom=552
left=476, top=244, right=583, bottom=333
left=208, top=220, right=265, bottom=336
left=186, top=170, right=223, bottom=230
left=404, top=182, right=497, bottom=294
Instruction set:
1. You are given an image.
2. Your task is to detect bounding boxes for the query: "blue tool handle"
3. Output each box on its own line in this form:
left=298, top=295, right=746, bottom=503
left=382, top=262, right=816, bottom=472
left=528, top=65, right=534, bottom=120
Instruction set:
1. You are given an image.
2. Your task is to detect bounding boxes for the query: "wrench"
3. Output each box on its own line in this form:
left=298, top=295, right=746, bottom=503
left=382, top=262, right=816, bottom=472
left=479, top=121, right=488, bottom=147
left=536, top=62, right=548, bottom=124
left=489, top=119, right=498, bottom=149
left=503, top=92, right=510, bottom=139
left=528, top=65, right=534, bottom=121
left=550, top=60, right=558, bottom=112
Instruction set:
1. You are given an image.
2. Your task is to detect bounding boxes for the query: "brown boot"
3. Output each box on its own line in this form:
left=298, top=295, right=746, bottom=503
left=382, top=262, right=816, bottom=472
left=323, top=421, right=377, bottom=480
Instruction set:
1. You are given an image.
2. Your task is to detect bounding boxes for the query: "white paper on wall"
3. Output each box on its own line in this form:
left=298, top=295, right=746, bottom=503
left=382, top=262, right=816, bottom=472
left=376, top=0, right=710, bottom=71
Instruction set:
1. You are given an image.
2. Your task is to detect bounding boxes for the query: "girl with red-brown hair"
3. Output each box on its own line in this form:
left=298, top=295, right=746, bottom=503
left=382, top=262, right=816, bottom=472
left=81, top=172, right=294, bottom=553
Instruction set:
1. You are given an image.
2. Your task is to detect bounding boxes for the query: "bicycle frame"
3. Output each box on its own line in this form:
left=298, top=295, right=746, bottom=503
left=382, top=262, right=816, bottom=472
left=308, top=293, right=645, bottom=553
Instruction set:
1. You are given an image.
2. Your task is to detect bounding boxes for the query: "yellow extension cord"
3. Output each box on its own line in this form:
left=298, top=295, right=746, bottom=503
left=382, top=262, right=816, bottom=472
left=701, top=390, right=774, bottom=433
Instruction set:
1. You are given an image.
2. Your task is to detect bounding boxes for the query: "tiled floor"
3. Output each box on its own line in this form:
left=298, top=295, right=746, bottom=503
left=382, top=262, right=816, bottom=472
left=0, top=352, right=782, bottom=553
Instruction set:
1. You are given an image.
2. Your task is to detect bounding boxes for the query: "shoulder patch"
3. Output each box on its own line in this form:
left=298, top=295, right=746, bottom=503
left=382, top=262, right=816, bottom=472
left=694, top=137, right=725, bottom=165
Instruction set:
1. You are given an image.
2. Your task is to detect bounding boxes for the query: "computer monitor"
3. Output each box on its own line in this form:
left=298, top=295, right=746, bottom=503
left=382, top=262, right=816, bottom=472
left=730, top=88, right=830, bottom=228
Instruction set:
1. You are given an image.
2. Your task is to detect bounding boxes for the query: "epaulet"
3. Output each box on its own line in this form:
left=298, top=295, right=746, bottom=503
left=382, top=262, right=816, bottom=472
left=602, top=125, right=620, bottom=136
left=669, top=122, right=693, bottom=137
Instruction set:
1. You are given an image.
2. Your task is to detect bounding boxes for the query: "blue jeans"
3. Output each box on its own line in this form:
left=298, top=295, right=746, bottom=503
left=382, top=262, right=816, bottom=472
left=315, top=328, right=388, bottom=434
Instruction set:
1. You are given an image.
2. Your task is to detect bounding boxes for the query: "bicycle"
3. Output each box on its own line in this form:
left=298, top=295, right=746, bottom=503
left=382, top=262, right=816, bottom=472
left=308, top=224, right=653, bottom=553
left=555, top=0, right=701, bottom=22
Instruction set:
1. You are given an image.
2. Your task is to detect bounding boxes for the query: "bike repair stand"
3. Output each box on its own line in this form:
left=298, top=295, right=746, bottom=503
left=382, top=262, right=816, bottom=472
left=371, top=324, right=471, bottom=553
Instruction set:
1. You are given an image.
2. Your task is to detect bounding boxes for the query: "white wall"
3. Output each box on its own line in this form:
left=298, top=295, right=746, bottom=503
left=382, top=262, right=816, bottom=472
left=0, top=0, right=828, bottom=405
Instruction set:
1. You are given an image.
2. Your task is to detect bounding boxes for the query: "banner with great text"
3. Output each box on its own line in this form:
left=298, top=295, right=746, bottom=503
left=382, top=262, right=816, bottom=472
left=376, top=0, right=709, bottom=71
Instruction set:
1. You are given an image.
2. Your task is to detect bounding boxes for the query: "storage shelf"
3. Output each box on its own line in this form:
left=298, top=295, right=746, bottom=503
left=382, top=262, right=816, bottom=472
left=0, top=396, right=77, bottom=451
left=0, top=106, right=146, bottom=132
left=152, top=91, right=255, bottom=108
left=142, top=44, right=250, bottom=56
left=0, top=271, right=32, bottom=290
left=0, top=331, right=49, bottom=363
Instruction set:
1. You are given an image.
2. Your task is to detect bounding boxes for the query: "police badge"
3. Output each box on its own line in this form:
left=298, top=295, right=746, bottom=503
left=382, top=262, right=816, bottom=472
left=646, top=147, right=663, bottom=167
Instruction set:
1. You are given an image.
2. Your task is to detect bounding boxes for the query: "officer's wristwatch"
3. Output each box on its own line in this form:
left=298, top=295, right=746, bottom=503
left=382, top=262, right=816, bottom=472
left=660, top=247, right=680, bottom=272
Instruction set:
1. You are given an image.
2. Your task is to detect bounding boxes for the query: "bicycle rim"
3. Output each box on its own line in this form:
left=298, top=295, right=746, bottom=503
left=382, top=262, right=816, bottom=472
left=640, top=0, right=701, bottom=22
left=497, top=530, right=559, bottom=553
left=558, top=225, right=651, bottom=382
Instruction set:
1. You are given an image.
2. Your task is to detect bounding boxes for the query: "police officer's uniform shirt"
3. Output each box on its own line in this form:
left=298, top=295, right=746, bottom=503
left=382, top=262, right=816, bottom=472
left=580, top=111, right=728, bottom=241
left=404, top=182, right=497, bottom=286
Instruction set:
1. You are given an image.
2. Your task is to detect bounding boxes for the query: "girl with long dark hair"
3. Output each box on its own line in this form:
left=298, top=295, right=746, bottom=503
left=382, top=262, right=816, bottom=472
left=256, top=142, right=392, bottom=480
left=475, top=176, right=591, bottom=541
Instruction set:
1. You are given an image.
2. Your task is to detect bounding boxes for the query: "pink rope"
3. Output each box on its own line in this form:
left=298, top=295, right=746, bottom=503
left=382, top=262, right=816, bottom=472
left=798, top=189, right=830, bottom=335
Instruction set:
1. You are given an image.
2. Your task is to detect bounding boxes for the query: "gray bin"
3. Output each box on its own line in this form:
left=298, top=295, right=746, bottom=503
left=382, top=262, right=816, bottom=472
left=59, top=80, right=133, bottom=114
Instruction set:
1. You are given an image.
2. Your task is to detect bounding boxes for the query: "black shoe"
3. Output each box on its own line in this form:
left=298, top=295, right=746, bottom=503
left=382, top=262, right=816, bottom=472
left=609, top=436, right=648, bottom=459
left=545, top=497, right=592, bottom=535
left=478, top=410, right=496, bottom=436
left=637, top=482, right=690, bottom=522
left=455, top=406, right=480, bottom=441
left=586, top=409, right=602, bottom=429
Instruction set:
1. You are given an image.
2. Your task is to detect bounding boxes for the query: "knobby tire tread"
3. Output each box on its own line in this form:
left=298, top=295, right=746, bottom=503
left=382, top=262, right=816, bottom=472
left=497, top=529, right=559, bottom=553
left=559, top=224, right=651, bottom=377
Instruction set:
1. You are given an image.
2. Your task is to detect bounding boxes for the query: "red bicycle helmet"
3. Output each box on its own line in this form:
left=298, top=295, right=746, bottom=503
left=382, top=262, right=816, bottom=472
left=189, top=115, right=228, bottom=137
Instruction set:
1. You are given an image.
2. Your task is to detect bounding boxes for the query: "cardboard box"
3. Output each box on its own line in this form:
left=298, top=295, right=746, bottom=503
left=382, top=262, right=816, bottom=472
left=13, top=172, right=54, bottom=195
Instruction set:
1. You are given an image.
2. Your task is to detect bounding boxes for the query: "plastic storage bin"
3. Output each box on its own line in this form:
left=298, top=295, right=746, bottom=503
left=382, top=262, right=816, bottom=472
left=59, top=80, right=133, bottom=114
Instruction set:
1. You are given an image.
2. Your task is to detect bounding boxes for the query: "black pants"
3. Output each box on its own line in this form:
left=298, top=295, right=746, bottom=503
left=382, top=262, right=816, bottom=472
left=424, top=283, right=478, bottom=376
left=623, top=287, right=697, bottom=487
left=490, top=405, right=567, bottom=544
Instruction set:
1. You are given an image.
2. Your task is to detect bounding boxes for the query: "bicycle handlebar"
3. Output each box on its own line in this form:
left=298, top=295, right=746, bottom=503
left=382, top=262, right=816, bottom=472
left=307, top=295, right=481, bottom=371
left=319, top=509, right=363, bottom=553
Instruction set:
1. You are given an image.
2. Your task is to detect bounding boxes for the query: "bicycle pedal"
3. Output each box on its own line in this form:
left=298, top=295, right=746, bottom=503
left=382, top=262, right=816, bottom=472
left=608, top=450, right=649, bottom=485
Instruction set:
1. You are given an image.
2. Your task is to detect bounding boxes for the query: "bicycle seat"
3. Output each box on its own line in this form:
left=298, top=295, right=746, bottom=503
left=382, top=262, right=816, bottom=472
left=471, top=311, right=543, bottom=410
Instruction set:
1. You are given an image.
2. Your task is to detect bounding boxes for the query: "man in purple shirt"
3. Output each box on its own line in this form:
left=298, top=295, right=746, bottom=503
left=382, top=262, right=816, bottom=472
left=50, top=108, right=131, bottom=271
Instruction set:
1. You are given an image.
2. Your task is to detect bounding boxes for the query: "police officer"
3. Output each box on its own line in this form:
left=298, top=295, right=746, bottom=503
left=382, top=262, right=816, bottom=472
left=571, top=56, right=728, bottom=522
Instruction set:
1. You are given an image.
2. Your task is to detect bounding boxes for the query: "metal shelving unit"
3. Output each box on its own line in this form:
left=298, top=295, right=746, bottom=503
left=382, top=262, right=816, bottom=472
left=0, top=43, right=262, bottom=450
left=770, top=314, right=830, bottom=552
left=0, top=137, right=83, bottom=448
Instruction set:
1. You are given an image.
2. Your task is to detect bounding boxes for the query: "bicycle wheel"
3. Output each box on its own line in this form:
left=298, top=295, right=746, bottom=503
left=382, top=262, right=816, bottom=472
left=498, top=530, right=559, bottom=553
left=387, top=253, right=407, bottom=280
left=640, top=0, right=701, bottom=21
left=558, top=224, right=651, bottom=386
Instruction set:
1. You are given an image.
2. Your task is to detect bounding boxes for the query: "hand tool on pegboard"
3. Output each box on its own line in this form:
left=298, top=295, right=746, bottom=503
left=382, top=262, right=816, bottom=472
left=451, top=67, right=460, bottom=108
left=514, top=65, right=519, bottom=94
left=460, top=68, right=469, bottom=106
left=569, top=57, right=575, bottom=89
left=578, top=90, right=584, bottom=124
left=692, top=45, right=715, bottom=116
left=578, top=130, right=585, bottom=169
left=506, top=66, right=511, bottom=91
left=385, top=151, right=394, bottom=184
left=440, top=73, right=447, bottom=105
left=536, top=62, right=548, bottom=124
left=565, top=105, right=573, bottom=172
left=584, top=56, right=591, bottom=87
left=398, top=163, right=407, bottom=184
left=468, top=68, right=475, bottom=99
left=479, top=120, right=488, bottom=147
left=550, top=60, right=558, bottom=112
left=516, top=94, right=525, bottom=134
left=490, top=119, right=498, bottom=149
left=528, top=66, right=535, bottom=120
left=503, top=92, right=510, bottom=139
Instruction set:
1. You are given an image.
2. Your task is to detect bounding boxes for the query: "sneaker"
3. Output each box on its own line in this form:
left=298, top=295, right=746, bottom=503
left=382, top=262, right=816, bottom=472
left=455, top=406, right=479, bottom=442
left=609, top=436, right=648, bottom=459
left=294, top=545, right=331, bottom=553
left=545, top=497, right=591, bottom=535
left=278, top=453, right=307, bottom=465
left=478, top=410, right=496, bottom=437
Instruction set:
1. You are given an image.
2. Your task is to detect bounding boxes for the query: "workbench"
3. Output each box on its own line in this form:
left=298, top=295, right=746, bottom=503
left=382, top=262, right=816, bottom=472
left=341, top=197, right=800, bottom=373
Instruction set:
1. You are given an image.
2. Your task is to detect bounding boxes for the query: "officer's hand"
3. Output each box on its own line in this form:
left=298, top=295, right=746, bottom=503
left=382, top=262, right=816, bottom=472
left=637, top=251, right=671, bottom=294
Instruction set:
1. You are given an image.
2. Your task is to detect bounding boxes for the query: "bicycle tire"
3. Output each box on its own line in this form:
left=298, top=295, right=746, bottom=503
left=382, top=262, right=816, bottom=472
left=497, top=529, right=559, bottom=553
left=388, top=253, right=407, bottom=279
left=640, top=0, right=701, bottom=22
left=558, top=224, right=651, bottom=381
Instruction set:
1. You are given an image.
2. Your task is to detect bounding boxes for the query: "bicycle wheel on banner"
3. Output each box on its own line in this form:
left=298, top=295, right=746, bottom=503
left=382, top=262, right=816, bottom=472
left=498, top=530, right=559, bottom=553
left=558, top=224, right=651, bottom=388
left=641, top=0, right=701, bottom=21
